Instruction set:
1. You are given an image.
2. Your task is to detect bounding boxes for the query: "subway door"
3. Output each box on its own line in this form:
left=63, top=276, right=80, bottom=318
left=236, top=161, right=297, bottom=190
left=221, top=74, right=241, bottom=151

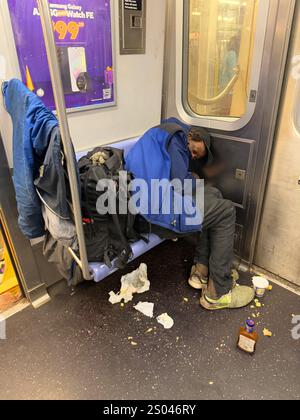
left=163, top=0, right=296, bottom=265
left=255, top=3, right=300, bottom=287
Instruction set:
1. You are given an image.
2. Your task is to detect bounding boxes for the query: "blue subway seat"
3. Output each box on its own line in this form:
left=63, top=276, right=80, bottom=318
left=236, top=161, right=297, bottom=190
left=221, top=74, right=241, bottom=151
left=76, top=137, right=164, bottom=283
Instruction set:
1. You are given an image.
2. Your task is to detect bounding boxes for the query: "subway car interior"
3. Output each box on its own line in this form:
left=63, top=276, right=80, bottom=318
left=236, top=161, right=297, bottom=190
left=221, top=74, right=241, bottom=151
left=0, top=0, right=300, bottom=401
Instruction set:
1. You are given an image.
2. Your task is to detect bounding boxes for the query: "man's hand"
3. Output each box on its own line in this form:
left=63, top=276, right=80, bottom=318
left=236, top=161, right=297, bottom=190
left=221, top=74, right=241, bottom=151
left=192, top=172, right=200, bottom=179
left=203, top=162, right=226, bottom=179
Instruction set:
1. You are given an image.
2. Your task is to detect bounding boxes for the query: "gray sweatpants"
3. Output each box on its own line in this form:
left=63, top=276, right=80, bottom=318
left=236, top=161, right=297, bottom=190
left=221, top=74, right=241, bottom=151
left=194, top=187, right=236, bottom=298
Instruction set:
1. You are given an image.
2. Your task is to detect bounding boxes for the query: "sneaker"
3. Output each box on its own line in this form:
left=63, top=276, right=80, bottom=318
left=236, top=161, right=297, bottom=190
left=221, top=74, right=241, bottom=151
left=188, top=265, right=208, bottom=290
left=200, top=286, right=255, bottom=311
left=231, top=269, right=240, bottom=283
left=189, top=266, right=239, bottom=291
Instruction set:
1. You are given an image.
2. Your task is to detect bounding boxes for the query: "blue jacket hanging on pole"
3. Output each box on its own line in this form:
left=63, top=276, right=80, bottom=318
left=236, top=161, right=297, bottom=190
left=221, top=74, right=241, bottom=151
left=2, top=79, right=75, bottom=239
left=125, top=121, right=203, bottom=233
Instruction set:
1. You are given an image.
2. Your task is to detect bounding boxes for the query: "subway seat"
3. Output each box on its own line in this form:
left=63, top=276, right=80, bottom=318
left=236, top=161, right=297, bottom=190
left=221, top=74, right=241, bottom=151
left=76, top=137, right=164, bottom=283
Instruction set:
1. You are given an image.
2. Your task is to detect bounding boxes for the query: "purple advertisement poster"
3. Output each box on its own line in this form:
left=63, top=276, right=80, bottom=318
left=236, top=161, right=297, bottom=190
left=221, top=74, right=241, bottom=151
left=7, top=0, right=115, bottom=112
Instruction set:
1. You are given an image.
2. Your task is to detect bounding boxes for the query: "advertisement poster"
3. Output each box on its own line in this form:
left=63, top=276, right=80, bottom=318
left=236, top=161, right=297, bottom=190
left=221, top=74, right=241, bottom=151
left=7, top=0, right=115, bottom=112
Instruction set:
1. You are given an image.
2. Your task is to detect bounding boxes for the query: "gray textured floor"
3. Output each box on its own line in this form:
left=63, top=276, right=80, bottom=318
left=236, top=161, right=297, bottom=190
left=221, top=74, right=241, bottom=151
left=0, top=239, right=300, bottom=400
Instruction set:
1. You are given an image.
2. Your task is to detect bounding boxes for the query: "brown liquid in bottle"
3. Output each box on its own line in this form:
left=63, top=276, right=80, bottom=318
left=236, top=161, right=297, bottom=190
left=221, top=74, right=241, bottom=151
left=237, top=320, right=259, bottom=354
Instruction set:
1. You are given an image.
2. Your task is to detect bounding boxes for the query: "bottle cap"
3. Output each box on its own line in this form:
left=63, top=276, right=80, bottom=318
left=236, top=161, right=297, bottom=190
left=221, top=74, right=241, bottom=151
left=246, top=319, right=255, bottom=333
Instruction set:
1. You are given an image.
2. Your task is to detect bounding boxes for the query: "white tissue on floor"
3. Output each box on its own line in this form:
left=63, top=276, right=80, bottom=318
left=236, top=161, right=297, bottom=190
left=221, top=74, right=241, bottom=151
left=134, top=302, right=154, bottom=318
left=108, top=263, right=150, bottom=304
left=157, top=313, right=174, bottom=329
left=108, top=291, right=123, bottom=305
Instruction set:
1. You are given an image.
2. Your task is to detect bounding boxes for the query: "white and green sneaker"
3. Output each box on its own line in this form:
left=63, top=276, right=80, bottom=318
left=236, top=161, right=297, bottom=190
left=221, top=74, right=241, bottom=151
left=200, top=286, right=255, bottom=311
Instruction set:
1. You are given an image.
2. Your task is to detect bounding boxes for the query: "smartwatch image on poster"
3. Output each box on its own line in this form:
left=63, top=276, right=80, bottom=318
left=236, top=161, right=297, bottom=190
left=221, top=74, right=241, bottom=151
left=68, top=47, right=87, bottom=92
left=57, top=46, right=89, bottom=94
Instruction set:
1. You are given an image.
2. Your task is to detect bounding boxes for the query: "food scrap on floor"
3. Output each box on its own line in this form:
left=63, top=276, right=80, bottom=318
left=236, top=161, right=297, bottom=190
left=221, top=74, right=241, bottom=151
left=157, top=313, right=174, bottom=330
left=263, top=328, right=273, bottom=337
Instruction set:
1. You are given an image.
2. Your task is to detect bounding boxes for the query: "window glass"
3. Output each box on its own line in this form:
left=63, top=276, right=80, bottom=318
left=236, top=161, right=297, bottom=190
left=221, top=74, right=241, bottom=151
left=187, top=0, right=259, bottom=119
left=294, top=81, right=300, bottom=135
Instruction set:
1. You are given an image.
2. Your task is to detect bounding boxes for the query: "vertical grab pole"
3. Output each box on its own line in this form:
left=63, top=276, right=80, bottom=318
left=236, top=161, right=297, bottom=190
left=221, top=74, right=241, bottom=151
left=37, top=0, right=92, bottom=281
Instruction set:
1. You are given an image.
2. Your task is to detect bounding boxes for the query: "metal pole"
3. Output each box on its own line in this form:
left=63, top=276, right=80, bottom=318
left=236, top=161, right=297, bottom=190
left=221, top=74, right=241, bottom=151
left=37, top=0, right=92, bottom=281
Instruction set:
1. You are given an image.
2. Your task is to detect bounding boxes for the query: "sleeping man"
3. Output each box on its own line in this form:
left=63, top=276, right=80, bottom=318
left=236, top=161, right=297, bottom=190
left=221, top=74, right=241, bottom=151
left=126, top=122, right=254, bottom=311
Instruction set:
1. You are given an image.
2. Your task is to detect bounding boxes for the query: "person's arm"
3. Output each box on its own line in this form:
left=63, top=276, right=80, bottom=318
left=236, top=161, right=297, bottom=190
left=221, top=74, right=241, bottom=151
left=168, top=134, right=197, bottom=190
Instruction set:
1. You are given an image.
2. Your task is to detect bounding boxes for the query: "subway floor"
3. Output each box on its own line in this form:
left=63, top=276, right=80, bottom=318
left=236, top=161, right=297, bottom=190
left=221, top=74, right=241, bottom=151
left=0, top=239, right=300, bottom=400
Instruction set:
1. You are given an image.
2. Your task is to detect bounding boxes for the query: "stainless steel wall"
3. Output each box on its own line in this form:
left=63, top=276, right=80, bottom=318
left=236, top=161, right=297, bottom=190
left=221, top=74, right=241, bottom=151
left=255, top=2, right=300, bottom=286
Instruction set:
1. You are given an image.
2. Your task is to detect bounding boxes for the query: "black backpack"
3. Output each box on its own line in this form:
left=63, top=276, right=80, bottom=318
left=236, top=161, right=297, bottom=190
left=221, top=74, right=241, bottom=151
left=78, top=147, right=137, bottom=269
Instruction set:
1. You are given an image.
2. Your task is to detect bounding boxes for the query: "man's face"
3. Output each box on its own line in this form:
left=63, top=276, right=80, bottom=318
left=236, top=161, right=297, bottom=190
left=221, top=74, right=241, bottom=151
left=188, top=137, right=207, bottom=160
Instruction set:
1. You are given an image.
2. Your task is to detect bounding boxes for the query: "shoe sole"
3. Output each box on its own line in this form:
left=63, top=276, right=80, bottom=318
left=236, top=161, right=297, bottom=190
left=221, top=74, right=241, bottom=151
left=200, top=295, right=254, bottom=311
left=188, top=277, right=208, bottom=291
left=200, top=296, right=230, bottom=311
